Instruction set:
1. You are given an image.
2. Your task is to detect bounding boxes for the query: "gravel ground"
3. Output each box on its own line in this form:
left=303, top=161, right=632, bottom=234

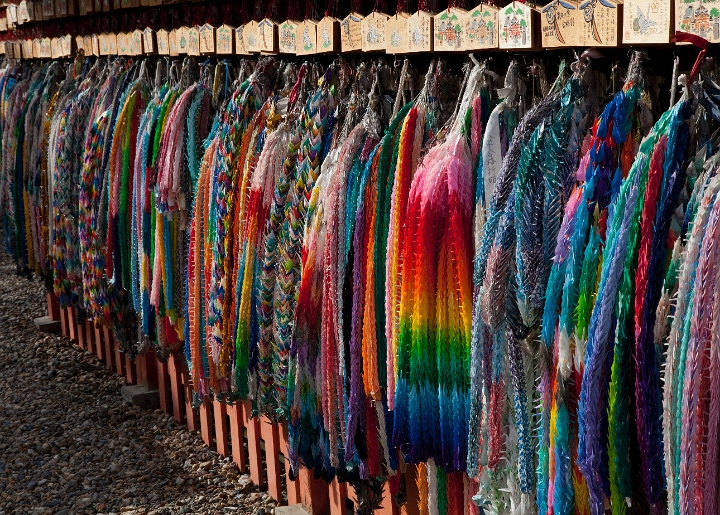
left=0, top=252, right=278, bottom=515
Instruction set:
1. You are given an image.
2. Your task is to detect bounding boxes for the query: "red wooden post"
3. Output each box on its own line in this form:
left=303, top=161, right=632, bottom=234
left=84, top=320, right=95, bottom=355
left=102, top=325, right=116, bottom=372
left=200, top=398, right=214, bottom=448
left=260, top=417, right=282, bottom=502
left=93, top=323, right=105, bottom=362
left=67, top=306, right=78, bottom=342
left=60, top=308, right=69, bottom=338
left=279, top=422, right=300, bottom=505
left=183, top=373, right=200, bottom=431
left=76, top=318, right=87, bottom=349
left=109, top=326, right=126, bottom=377
left=401, top=465, right=420, bottom=515
left=125, top=353, right=137, bottom=384
left=330, top=478, right=349, bottom=515
left=167, top=353, right=185, bottom=423
left=213, top=400, right=230, bottom=457
left=299, top=465, right=330, bottom=515
left=46, top=293, right=60, bottom=321
left=156, top=356, right=171, bottom=413
left=228, top=402, right=247, bottom=473
left=377, top=480, right=398, bottom=515
left=242, top=400, right=264, bottom=487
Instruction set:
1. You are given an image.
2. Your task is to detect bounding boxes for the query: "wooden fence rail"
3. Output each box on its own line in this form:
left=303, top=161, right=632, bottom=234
left=46, top=293, right=420, bottom=515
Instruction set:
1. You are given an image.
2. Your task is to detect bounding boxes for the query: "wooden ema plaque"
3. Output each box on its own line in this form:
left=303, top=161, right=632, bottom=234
left=279, top=20, right=299, bottom=53
left=199, top=24, right=215, bottom=54
left=245, top=21, right=261, bottom=53
left=578, top=0, right=619, bottom=46
left=235, top=25, right=251, bottom=55
left=216, top=24, right=234, bottom=54
left=258, top=18, right=277, bottom=53
left=156, top=29, right=169, bottom=55
left=407, top=10, right=434, bottom=52
left=83, top=35, right=93, bottom=56
left=43, top=0, right=54, bottom=17
left=623, top=0, right=671, bottom=43
left=169, top=30, right=179, bottom=56
left=143, top=27, right=155, bottom=54
left=34, top=2, right=44, bottom=21
left=131, top=29, right=143, bottom=55
left=186, top=26, right=200, bottom=56
left=387, top=12, right=410, bottom=53
left=22, top=39, right=33, bottom=59
left=676, top=0, right=720, bottom=43
left=435, top=8, right=467, bottom=51
left=0, top=18, right=7, bottom=32
left=41, top=37, right=52, bottom=57
left=296, top=20, right=318, bottom=55
left=117, top=32, right=128, bottom=55
left=465, top=4, right=499, bottom=49
left=61, top=34, right=72, bottom=56
left=361, top=11, right=389, bottom=52
left=75, top=35, right=84, bottom=53
left=340, top=12, right=364, bottom=52
left=177, top=26, right=189, bottom=54
left=317, top=16, right=339, bottom=53
left=499, top=2, right=534, bottom=49
left=541, top=0, right=578, bottom=47
left=79, top=0, right=93, bottom=15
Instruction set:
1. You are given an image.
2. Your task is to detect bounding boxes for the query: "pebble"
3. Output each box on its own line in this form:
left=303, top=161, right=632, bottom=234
left=0, top=252, right=281, bottom=514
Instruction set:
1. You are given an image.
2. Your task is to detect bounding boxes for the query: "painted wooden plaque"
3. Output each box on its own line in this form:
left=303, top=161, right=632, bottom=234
left=143, top=27, right=155, bottom=54
left=623, top=0, right=671, bottom=43
left=577, top=0, right=618, bottom=46
left=79, top=0, right=93, bottom=15
left=43, top=0, right=54, bottom=17
left=499, top=2, right=534, bottom=49
left=61, top=34, right=72, bottom=56
left=116, top=33, right=127, bottom=55
left=169, top=29, right=179, bottom=56
left=131, top=30, right=143, bottom=55
left=92, top=34, right=100, bottom=56
left=464, top=4, right=499, bottom=49
left=22, top=39, right=33, bottom=58
left=75, top=35, right=84, bottom=53
left=279, top=20, right=299, bottom=53
left=340, top=12, right=364, bottom=51
left=17, top=1, right=30, bottom=24
left=235, top=25, right=250, bottom=55
left=108, top=34, right=117, bottom=55
left=177, top=27, right=189, bottom=54
left=33, top=39, right=41, bottom=58
left=361, top=11, right=389, bottom=51
left=435, top=8, right=467, bottom=51
left=121, top=0, right=140, bottom=8
left=98, top=34, right=108, bottom=56
left=186, top=26, right=200, bottom=56
left=317, top=16, right=339, bottom=52
left=156, top=29, right=169, bottom=55
left=216, top=24, right=234, bottom=54
left=387, top=12, right=410, bottom=53
left=258, top=18, right=277, bottom=53
left=83, top=35, right=93, bottom=56
left=102, top=0, right=110, bottom=11
left=541, top=0, right=578, bottom=47
left=407, top=10, right=434, bottom=52
left=296, top=20, right=318, bottom=55
left=199, top=24, right=215, bottom=54
left=34, top=2, right=44, bottom=21
left=41, top=37, right=52, bottom=57
left=676, top=0, right=720, bottom=43
left=14, top=42, right=22, bottom=59
left=0, top=18, right=7, bottom=32
left=245, top=21, right=261, bottom=52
